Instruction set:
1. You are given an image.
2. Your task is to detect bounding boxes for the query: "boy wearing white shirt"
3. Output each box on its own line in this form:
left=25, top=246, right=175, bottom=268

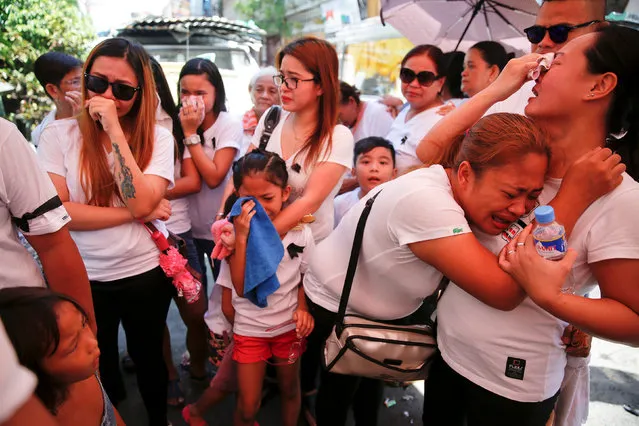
left=334, top=137, right=397, bottom=227
left=31, top=52, right=83, bottom=147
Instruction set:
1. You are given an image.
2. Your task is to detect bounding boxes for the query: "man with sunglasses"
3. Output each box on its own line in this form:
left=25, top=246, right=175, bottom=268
left=486, top=0, right=606, bottom=115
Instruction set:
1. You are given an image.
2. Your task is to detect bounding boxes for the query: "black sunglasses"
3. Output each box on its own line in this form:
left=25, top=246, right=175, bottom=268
left=524, top=20, right=601, bottom=45
left=84, top=73, right=140, bottom=101
left=399, top=68, right=441, bottom=87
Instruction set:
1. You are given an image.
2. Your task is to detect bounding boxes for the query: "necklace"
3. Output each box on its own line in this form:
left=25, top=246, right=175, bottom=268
left=291, top=116, right=312, bottom=144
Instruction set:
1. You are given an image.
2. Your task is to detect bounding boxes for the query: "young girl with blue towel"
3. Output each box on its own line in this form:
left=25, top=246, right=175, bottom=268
left=185, top=150, right=315, bottom=426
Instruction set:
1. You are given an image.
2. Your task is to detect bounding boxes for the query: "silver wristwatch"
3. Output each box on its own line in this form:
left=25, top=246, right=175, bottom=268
left=184, top=134, right=200, bottom=146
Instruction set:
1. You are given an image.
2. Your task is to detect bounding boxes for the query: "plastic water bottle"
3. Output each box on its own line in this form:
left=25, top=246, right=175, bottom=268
left=533, top=206, right=567, bottom=260
left=533, top=206, right=574, bottom=294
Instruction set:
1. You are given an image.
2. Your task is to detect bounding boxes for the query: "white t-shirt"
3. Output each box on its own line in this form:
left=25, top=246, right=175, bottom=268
left=254, top=110, right=354, bottom=242
left=204, top=281, right=233, bottom=335
left=352, top=101, right=394, bottom=142
left=386, top=105, right=444, bottom=175
left=484, top=81, right=534, bottom=117
left=155, top=107, right=193, bottom=235
left=304, top=166, right=471, bottom=319
left=0, top=119, right=70, bottom=289
left=188, top=112, right=242, bottom=240
left=217, top=225, right=315, bottom=338
left=38, top=119, right=175, bottom=282
left=333, top=188, right=361, bottom=227
left=0, top=319, right=37, bottom=423
left=30, top=109, right=56, bottom=147
left=165, top=150, right=193, bottom=235
left=437, top=173, right=639, bottom=402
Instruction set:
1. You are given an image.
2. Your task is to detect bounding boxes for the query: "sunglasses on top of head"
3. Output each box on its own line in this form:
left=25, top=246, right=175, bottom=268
left=399, top=68, right=441, bottom=87
left=84, top=74, right=140, bottom=101
left=523, top=20, right=601, bottom=45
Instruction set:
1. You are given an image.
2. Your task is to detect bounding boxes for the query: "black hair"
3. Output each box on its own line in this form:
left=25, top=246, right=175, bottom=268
left=232, top=150, right=289, bottom=191
left=441, top=51, right=465, bottom=99
left=222, top=192, right=240, bottom=217
left=401, top=45, right=445, bottom=76
left=178, top=58, right=226, bottom=115
left=470, top=41, right=513, bottom=72
left=586, top=25, right=639, bottom=180
left=0, top=287, right=89, bottom=414
left=83, top=37, right=151, bottom=119
left=176, top=58, right=227, bottom=147
left=339, top=81, right=361, bottom=105
left=149, top=56, right=184, bottom=159
left=353, top=136, right=396, bottom=167
left=34, top=52, right=83, bottom=98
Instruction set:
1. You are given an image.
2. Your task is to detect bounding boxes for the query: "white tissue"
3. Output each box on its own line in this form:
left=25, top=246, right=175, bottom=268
left=182, top=95, right=206, bottom=123
left=528, top=53, right=555, bottom=80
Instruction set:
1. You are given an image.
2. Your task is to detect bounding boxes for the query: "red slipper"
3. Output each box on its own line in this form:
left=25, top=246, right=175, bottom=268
left=182, top=405, right=207, bottom=426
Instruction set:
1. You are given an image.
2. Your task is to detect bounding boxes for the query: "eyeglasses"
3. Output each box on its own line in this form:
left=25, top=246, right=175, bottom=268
left=524, top=20, right=601, bottom=45
left=84, top=74, right=140, bottom=101
left=60, top=77, right=82, bottom=89
left=261, top=319, right=305, bottom=366
left=399, top=68, right=441, bottom=87
left=263, top=339, right=305, bottom=366
left=273, top=74, right=316, bottom=90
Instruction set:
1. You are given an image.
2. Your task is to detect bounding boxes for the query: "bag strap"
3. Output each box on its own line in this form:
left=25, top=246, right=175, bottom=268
left=336, top=190, right=383, bottom=331
left=258, top=106, right=282, bottom=151
left=335, top=190, right=450, bottom=333
left=424, top=275, right=450, bottom=307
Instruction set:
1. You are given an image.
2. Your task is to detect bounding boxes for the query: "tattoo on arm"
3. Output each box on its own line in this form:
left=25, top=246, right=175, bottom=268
left=112, top=143, right=136, bottom=199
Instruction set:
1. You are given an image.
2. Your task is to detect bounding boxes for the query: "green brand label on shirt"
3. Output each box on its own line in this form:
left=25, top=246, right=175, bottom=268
left=453, top=227, right=463, bottom=234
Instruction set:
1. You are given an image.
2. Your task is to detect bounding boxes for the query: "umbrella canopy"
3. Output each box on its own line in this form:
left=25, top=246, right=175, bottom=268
left=381, top=0, right=539, bottom=51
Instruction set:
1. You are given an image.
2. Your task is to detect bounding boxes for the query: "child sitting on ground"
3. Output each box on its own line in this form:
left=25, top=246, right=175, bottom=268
left=184, top=150, right=315, bottom=426
left=0, top=287, right=124, bottom=426
left=333, top=136, right=397, bottom=226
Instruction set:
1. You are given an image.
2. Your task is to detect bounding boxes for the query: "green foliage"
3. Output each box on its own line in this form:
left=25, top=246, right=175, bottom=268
left=0, top=0, right=95, bottom=136
left=234, top=0, right=296, bottom=37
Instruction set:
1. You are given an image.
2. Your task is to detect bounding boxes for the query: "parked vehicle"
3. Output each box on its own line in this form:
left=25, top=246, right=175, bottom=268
left=117, top=17, right=264, bottom=115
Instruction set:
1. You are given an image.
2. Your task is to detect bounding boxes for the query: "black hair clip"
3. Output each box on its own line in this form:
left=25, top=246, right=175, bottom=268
left=291, top=163, right=301, bottom=173
left=400, top=136, right=408, bottom=145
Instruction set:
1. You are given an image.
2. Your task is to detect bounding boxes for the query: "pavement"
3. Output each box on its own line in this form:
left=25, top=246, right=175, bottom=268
left=117, top=280, right=639, bottom=426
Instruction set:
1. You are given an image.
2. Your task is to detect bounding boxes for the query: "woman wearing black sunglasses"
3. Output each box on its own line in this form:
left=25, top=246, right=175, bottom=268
left=38, top=38, right=176, bottom=426
left=385, top=45, right=446, bottom=175
left=419, top=25, right=639, bottom=426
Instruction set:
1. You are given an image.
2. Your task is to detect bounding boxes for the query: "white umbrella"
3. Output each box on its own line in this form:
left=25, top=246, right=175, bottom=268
left=380, top=0, right=539, bottom=52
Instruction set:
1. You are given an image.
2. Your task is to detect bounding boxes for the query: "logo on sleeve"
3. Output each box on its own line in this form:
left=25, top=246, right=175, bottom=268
left=505, top=357, right=526, bottom=380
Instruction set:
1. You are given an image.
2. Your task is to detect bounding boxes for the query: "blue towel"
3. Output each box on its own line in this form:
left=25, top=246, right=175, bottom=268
left=229, top=196, right=284, bottom=308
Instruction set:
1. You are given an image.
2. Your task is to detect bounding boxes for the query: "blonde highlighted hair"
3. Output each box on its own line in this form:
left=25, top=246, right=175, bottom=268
left=77, top=38, right=157, bottom=206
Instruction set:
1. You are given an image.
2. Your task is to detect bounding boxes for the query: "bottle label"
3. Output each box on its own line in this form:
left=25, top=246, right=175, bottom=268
left=534, top=235, right=567, bottom=260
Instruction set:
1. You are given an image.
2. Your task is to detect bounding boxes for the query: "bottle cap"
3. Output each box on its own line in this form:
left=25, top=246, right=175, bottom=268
left=534, top=205, right=555, bottom=224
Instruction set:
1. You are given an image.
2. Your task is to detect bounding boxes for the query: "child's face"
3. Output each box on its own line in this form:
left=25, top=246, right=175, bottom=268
left=55, top=68, right=82, bottom=100
left=238, top=172, right=290, bottom=220
left=41, top=302, right=100, bottom=385
left=180, top=73, right=216, bottom=116
left=355, top=147, right=397, bottom=195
